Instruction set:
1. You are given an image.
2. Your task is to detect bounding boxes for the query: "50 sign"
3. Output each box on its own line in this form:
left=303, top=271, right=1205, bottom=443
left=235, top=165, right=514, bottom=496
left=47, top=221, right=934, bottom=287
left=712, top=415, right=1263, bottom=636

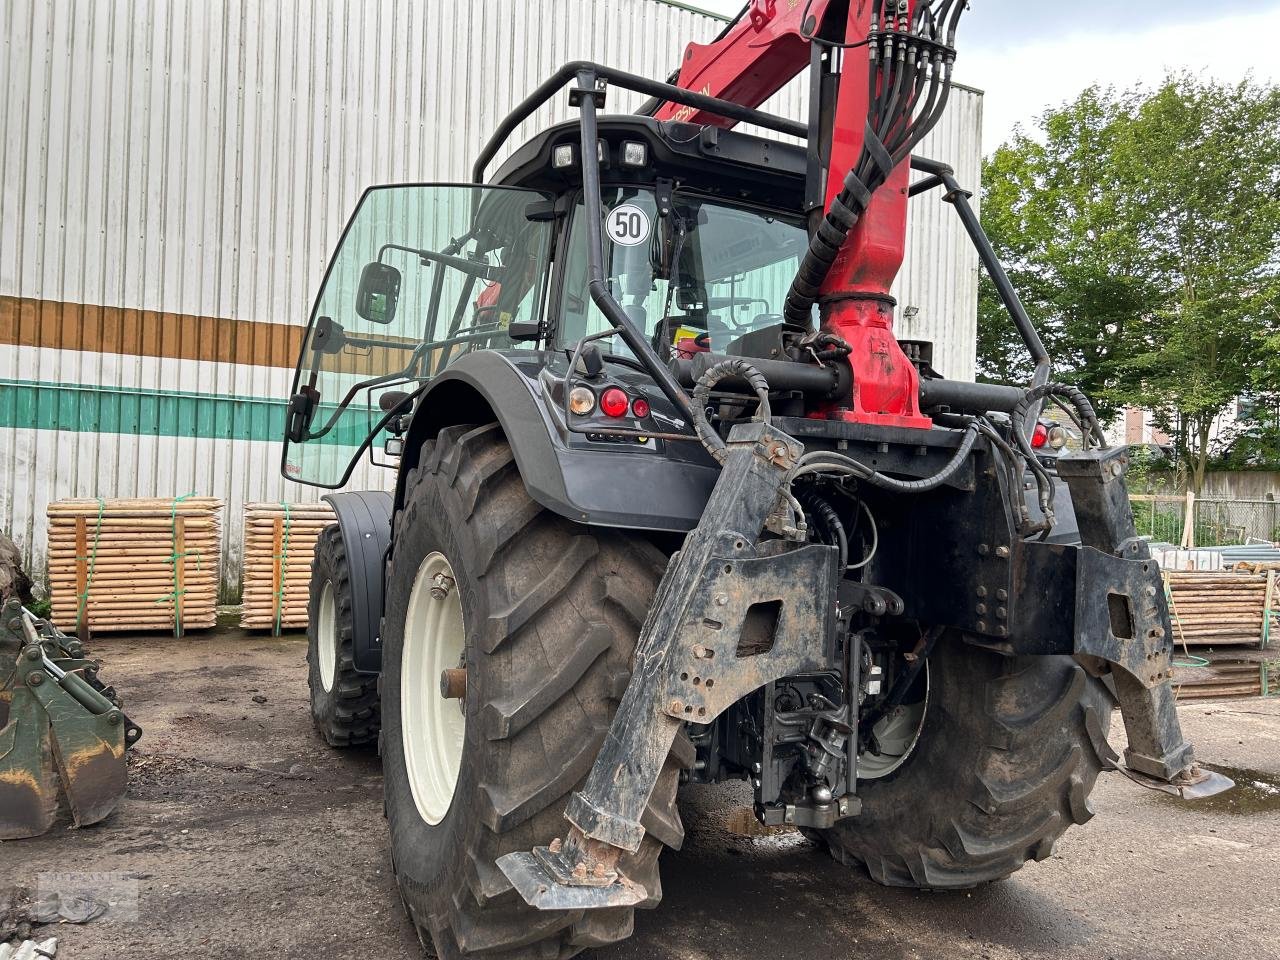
left=605, top=204, right=650, bottom=247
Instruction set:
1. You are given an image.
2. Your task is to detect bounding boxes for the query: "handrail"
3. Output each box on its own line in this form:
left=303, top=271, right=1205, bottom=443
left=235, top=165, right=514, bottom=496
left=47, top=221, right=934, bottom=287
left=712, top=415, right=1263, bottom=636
left=471, top=60, right=808, bottom=185
left=910, top=156, right=1051, bottom=432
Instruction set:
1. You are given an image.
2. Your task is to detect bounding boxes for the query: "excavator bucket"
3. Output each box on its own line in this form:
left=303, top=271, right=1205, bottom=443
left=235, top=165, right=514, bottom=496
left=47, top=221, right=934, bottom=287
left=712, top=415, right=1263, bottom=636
left=0, top=599, right=140, bottom=839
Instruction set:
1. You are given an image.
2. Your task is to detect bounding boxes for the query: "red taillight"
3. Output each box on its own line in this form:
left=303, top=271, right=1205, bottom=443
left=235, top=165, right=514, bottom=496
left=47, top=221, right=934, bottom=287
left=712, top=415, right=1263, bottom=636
left=631, top=397, right=651, bottom=419
left=1032, top=423, right=1049, bottom=449
left=600, top=387, right=630, bottom=418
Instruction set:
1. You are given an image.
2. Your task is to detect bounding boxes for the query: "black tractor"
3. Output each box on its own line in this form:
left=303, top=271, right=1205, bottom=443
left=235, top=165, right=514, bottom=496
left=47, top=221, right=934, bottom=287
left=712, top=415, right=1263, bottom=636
left=282, top=4, right=1227, bottom=957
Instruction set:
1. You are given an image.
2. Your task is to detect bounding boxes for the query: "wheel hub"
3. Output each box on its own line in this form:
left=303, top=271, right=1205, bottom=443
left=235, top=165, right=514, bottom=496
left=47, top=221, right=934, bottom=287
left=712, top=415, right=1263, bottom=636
left=402, top=552, right=467, bottom=825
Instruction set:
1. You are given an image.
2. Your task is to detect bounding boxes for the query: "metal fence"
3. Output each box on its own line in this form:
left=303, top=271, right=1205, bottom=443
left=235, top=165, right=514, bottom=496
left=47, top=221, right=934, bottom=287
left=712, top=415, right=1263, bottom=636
left=1131, top=496, right=1280, bottom=548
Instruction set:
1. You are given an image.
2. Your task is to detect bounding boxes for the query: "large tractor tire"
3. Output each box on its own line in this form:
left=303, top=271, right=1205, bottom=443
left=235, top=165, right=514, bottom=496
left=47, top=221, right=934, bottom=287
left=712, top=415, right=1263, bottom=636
left=381, top=423, right=686, bottom=960
left=812, top=636, right=1113, bottom=888
left=306, top=525, right=380, bottom=747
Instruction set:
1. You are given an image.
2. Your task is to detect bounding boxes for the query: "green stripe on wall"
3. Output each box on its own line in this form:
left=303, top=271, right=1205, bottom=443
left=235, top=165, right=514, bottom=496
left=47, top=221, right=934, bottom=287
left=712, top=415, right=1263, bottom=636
left=0, top=378, right=288, bottom=442
left=0, top=378, right=372, bottom=447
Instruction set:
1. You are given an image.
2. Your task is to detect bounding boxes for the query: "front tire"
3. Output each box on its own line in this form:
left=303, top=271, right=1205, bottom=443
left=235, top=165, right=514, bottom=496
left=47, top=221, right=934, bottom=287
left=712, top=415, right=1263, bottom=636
left=813, top=636, right=1114, bottom=888
left=382, top=423, right=686, bottom=959
left=306, top=525, right=380, bottom=747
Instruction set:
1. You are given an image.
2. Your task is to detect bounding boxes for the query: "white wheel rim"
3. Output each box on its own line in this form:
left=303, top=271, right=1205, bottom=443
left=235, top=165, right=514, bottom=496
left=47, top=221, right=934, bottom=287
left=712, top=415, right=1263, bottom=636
left=858, top=665, right=929, bottom=780
left=401, top=551, right=467, bottom=825
left=317, top=580, right=337, bottom=693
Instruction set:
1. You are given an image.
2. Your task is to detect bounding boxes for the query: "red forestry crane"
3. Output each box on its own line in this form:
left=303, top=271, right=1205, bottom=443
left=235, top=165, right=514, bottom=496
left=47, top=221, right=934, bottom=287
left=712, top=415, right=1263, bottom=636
left=653, top=0, right=964, bottom=429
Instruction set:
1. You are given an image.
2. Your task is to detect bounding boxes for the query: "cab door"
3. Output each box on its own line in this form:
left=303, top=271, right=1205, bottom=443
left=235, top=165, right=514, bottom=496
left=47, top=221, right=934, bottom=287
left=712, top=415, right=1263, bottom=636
left=281, top=184, right=556, bottom=488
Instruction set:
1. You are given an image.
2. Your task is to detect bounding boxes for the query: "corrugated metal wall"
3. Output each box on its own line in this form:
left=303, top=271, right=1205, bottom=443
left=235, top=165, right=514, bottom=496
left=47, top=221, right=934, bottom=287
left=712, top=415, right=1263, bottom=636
left=1, top=0, right=981, bottom=599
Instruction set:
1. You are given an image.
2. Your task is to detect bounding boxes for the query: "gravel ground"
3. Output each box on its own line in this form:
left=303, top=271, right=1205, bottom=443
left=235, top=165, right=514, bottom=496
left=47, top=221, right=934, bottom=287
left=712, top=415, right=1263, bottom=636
left=1, top=628, right=1277, bottom=960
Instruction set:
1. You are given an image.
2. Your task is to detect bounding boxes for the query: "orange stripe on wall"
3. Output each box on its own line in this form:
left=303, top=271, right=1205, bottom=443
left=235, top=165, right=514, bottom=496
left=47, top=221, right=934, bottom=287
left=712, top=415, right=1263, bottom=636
left=0, top=295, right=305, bottom=368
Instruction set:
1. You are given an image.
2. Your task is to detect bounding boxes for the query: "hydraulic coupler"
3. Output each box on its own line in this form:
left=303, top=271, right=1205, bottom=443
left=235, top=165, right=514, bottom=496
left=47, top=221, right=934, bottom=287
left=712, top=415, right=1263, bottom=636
left=497, top=420, right=840, bottom=910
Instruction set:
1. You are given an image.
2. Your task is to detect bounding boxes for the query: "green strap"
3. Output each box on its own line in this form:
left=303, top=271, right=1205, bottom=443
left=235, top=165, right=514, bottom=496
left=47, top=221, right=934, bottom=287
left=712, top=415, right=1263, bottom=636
left=75, top=497, right=105, bottom=635
left=272, top=502, right=292, bottom=636
left=155, top=492, right=197, bottom=637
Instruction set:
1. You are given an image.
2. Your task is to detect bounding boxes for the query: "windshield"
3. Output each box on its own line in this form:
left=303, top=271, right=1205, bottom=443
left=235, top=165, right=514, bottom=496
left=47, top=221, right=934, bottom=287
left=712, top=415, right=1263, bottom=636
left=557, top=187, right=808, bottom=357
left=284, top=184, right=554, bottom=487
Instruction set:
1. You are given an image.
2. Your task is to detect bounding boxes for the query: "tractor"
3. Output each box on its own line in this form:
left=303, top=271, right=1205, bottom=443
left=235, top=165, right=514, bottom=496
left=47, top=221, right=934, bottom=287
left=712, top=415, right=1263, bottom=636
left=281, top=2, right=1230, bottom=956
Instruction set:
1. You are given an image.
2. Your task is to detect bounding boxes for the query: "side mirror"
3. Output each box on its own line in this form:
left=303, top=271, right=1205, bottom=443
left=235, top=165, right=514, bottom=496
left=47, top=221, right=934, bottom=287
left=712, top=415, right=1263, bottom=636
left=356, top=262, right=401, bottom=324
left=507, top=318, right=542, bottom=342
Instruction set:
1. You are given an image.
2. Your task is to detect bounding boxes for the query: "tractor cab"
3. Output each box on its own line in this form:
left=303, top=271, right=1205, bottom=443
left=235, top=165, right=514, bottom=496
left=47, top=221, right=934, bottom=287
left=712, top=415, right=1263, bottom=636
left=281, top=116, right=811, bottom=489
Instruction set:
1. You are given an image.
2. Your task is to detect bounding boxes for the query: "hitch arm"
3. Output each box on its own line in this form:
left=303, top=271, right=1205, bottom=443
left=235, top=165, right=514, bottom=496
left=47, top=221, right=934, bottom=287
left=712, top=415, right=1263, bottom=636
left=498, top=421, right=839, bottom=910
left=1055, top=449, right=1231, bottom=798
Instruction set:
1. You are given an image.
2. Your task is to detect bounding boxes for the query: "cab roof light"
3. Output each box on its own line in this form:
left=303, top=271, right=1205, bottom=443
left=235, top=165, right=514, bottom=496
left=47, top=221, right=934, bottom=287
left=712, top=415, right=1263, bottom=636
left=552, top=143, right=576, bottom=169
left=621, top=141, right=648, bottom=167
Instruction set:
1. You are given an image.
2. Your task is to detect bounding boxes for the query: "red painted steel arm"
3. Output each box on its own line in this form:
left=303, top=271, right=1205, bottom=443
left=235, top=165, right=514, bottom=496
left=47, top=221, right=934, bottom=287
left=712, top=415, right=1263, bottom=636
left=654, top=1, right=822, bottom=126
left=656, top=0, right=930, bottom=429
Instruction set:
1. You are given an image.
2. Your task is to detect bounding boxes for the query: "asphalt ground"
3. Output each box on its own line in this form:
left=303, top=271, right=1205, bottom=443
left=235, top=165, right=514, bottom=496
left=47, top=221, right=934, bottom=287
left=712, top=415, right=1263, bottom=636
left=2, top=628, right=1277, bottom=960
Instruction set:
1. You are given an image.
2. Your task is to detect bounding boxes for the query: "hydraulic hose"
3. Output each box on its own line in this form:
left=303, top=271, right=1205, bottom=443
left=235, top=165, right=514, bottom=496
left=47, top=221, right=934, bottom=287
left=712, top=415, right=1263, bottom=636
left=691, top=357, right=773, bottom=465
left=784, top=0, right=968, bottom=326
left=1011, top=383, right=1107, bottom=462
left=790, top=423, right=980, bottom=495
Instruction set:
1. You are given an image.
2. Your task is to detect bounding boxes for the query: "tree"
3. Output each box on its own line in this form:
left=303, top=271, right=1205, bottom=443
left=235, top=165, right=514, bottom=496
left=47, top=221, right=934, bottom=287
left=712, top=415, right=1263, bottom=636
left=978, top=76, right=1280, bottom=490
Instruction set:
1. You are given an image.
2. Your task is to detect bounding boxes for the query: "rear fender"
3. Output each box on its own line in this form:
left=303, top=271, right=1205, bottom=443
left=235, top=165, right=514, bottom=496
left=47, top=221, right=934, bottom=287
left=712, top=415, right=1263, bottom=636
left=395, top=350, right=719, bottom=532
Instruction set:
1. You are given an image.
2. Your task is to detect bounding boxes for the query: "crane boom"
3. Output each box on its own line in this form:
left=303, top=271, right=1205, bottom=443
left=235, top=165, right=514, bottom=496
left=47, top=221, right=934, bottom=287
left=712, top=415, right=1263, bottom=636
left=656, top=0, right=960, bottom=429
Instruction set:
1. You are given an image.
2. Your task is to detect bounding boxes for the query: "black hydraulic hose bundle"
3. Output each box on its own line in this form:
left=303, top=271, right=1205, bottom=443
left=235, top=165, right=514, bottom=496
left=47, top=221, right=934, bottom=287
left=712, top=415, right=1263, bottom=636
left=1012, top=383, right=1107, bottom=455
left=784, top=0, right=967, bottom=326
left=691, top=357, right=774, bottom=464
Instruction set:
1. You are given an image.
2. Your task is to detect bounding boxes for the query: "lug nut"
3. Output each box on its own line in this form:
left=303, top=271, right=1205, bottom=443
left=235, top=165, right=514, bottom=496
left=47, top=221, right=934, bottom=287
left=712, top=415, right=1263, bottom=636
left=430, top=573, right=455, bottom=599
left=439, top=668, right=467, bottom=700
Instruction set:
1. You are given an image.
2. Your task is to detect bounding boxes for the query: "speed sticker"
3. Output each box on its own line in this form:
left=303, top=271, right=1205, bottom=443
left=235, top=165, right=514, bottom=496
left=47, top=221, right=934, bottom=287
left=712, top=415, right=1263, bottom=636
left=606, top=204, right=651, bottom=246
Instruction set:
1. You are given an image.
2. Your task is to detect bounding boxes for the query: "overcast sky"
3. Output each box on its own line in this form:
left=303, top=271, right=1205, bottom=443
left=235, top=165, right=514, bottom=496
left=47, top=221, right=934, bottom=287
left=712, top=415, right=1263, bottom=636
left=689, top=0, right=1280, bottom=152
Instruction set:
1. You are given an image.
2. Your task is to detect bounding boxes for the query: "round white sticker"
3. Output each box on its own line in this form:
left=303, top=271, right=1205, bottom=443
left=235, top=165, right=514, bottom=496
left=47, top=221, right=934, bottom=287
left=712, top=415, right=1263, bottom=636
left=606, top=204, right=651, bottom=247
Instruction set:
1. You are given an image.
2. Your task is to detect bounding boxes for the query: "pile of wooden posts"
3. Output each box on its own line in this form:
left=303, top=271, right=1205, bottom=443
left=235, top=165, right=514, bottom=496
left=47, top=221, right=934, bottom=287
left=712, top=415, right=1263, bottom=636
left=1172, top=650, right=1280, bottom=700
left=48, top=497, right=223, bottom=635
left=1166, top=570, right=1276, bottom=648
left=240, top=502, right=335, bottom=632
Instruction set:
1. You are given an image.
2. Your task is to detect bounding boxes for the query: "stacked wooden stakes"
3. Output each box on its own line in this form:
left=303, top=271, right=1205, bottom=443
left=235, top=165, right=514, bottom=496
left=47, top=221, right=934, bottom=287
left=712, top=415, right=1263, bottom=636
left=1168, top=569, right=1277, bottom=701
left=1166, top=570, right=1274, bottom=647
left=48, top=498, right=223, bottom=634
left=240, top=503, right=335, bottom=632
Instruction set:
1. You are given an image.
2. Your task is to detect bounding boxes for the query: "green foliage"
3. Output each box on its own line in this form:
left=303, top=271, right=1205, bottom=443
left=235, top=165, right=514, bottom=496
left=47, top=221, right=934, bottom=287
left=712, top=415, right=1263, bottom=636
left=978, top=76, right=1280, bottom=488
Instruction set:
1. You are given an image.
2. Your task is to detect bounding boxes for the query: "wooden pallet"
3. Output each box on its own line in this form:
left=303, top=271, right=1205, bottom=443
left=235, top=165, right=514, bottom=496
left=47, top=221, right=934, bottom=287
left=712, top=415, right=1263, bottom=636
left=48, top=497, right=223, bottom=635
left=1166, top=570, right=1275, bottom=649
left=239, top=502, right=335, bottom=631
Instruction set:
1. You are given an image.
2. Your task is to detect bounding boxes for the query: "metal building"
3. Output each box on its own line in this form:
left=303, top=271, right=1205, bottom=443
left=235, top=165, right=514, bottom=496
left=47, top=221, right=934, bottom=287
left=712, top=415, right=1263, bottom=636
left=0, top=0, right=983, bottom=598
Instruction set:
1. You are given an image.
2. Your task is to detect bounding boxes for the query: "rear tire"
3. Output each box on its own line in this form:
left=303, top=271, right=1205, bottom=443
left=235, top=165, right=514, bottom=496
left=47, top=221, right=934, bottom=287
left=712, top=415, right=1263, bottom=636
left=382, top=423, right=686, bottom=960
left=813, top=636, right=1114, bottom=888
left=306, top=525, right=380, bottom=747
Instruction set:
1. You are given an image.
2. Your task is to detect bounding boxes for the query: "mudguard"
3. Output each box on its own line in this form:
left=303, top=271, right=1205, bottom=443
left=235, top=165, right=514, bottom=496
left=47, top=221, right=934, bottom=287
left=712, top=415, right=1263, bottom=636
left=321, top=492, right=393, bottom=674
left=396, top=350, right=721, bottom=532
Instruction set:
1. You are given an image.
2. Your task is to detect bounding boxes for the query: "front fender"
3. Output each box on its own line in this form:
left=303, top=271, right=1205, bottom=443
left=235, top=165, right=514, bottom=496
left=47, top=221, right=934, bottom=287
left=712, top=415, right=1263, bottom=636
left=397, top=350, right=719, bottom=533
